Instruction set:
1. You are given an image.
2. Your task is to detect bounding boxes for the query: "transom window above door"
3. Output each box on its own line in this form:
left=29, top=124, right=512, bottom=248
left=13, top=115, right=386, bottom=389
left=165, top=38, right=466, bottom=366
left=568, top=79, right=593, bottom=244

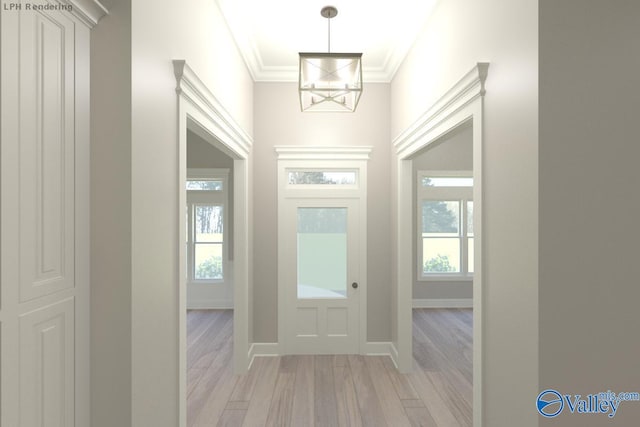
left=186, top=179, right=223, bottom=191
left=287, top=170, right=358, bottom=186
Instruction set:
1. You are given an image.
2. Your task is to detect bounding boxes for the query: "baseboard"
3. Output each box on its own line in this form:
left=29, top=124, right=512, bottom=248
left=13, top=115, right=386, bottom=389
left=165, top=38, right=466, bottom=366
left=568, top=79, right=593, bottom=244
left=247, top=342, right=281, bottom=368
left=363, top=341, right=394, bottom=356
left=389, top=342, right=399, bottom=369
left=247, top=341, right=397, bottom=367
left=413, top=298, right=473, bottom=308
left=187, top=299, right=233, bottom=309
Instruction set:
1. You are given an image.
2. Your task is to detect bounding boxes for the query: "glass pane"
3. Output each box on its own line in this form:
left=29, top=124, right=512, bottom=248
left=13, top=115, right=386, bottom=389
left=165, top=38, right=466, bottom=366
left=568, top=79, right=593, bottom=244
left=186, top=180, right=223, bottom=191
left=288, top=171, right=357, bottom=185
left=195, top=205, right=223, bottom=243
left=422, top=201, right=459, bottom=236
left=194, top=243, right=223, bottom=279
left=297, top=208, right=347, bottom=299
left=467, top=201, right=474, bottom=236
left=422, top=177, right=473, bottom=187
left=423, top=237, right=461, bottom=273
left=468, top=237, right=474, bottom=273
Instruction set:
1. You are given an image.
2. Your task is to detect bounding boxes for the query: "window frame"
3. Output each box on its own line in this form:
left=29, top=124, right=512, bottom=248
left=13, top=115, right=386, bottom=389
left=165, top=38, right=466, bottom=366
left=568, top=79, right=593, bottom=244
left=417, top=170, right=474, bottom=281
left=186, top=168, right=229, bottom=284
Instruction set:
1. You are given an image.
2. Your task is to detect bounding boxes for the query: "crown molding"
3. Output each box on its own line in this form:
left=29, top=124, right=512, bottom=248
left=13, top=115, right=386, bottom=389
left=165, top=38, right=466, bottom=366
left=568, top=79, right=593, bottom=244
left=393, top=62, right=489, bottom=158
left=275, top=146, right=372, bottom=161
left=218, top=1, right=409, bottom=83
left=60, top=0, right=108, bottom=28
left=173, top=60, right=253, bottom=158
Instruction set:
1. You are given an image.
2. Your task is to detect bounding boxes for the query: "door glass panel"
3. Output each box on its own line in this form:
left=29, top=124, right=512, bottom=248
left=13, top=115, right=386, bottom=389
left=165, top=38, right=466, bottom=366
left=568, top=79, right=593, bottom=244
left=297, top=208, right=347, bottom=299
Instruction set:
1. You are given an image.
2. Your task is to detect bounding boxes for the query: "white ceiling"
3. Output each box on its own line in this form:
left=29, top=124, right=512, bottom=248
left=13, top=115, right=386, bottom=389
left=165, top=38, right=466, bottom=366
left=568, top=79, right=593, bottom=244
left=216, top=0, right=438, bottom=82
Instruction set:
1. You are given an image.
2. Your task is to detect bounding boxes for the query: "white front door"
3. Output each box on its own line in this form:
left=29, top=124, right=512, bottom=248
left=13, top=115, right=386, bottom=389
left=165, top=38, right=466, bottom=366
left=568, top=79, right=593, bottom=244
left=283, top=198, right=360, bottom=354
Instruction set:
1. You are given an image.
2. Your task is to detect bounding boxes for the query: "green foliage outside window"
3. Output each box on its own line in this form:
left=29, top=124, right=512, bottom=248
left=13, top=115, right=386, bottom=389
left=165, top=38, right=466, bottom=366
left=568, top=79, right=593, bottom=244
left=424, top=254, right=456, bottom=273
left=196, top=257, right=223, bottom=279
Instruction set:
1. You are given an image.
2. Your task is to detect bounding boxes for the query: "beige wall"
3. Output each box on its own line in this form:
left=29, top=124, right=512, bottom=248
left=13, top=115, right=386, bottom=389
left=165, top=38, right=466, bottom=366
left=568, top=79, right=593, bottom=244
left=130, top=0, right=253, bottom=425
left=539, top=1, right=640, bottom=426
left=90, top=0, right=132, bottom=426
left=391, top=0, right=538, bottom=425
left=412, top=124, right=473, bottom=301
left=253, top=82, right=392, bottom=342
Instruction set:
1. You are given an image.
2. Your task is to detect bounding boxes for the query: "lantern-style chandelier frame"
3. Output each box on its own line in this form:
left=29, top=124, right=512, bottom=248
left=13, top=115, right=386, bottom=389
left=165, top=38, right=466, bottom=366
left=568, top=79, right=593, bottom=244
left=298, top=6, right=363, bottom=112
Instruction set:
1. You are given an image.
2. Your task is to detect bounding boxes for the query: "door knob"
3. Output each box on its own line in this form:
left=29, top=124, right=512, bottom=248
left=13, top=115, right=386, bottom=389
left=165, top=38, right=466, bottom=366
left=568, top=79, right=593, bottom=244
left=352, top=282, right=358, bottom=289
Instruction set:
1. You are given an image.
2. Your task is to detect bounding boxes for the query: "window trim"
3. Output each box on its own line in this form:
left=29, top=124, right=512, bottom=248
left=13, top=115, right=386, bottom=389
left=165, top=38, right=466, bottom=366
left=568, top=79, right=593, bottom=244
left=187, top=168, right=229, bottom=284
left=417, top=170, right=474, bottom=281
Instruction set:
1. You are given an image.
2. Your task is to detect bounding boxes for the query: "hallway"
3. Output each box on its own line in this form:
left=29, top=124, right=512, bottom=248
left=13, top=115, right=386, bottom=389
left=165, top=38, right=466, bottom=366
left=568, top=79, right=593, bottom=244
left=187, top=309, right=472, bottom=426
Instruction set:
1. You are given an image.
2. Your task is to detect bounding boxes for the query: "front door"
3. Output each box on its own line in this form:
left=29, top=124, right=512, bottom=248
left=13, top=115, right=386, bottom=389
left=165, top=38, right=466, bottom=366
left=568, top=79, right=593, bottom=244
left=283, top=198, right=360, bottom=354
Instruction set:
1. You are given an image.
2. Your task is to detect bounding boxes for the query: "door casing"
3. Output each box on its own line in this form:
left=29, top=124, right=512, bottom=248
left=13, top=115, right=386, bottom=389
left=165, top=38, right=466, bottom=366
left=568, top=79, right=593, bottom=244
left=276, top=147, right=371, bottom=355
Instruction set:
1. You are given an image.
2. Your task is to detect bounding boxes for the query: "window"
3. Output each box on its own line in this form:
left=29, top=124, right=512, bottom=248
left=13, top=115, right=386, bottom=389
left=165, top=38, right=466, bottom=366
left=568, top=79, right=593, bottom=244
left=287, top=170, right=357, bottom=185
left=418, top=172, right=473, bottom=279
left=186, top=170, right=228, bottom=283
left=193, top=204, right=224, bottom=279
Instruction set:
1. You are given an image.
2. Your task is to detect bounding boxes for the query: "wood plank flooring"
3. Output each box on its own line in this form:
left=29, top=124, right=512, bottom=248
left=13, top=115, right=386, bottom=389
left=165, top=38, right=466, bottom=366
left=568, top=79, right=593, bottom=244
left=187, top=308, right=472, bottom=427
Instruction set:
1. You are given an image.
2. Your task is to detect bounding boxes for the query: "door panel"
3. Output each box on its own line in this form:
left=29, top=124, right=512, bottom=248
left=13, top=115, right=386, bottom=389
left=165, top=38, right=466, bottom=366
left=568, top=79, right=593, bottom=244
left=19, top=298, right=75, bottom=427
left=285, top=199, right=359, bottom=354
left=2, top=7, right=88, bottom=426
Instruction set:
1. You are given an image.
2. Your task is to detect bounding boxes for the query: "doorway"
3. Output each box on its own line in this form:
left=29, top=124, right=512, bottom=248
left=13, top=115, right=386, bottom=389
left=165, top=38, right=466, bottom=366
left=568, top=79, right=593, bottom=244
left=175, top=58, right=253, bottom=427
left=276, top=147, right=371, bottom=355
left=410, top=124, right=474, bottom=426
left=393, top=63, right=488, bottom=426
left=186, top=133, right=234, bottom=309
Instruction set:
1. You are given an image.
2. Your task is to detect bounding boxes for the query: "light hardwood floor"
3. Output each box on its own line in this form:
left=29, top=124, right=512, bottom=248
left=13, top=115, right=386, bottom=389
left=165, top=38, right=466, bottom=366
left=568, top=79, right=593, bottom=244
left=187, top=308, right=472, bottom=427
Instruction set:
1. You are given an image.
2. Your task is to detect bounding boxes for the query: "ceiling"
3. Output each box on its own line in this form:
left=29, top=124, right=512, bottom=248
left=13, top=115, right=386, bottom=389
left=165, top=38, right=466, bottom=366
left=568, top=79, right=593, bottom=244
left=216, top=0, right=438, bottom=82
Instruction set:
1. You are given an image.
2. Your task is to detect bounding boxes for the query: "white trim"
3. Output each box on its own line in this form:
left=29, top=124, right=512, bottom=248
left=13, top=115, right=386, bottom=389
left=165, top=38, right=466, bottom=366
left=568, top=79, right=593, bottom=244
left=62, top=0, right=109, bottom=28
left=247, top=342, right=398, bottom=366
left=277, top=150, right=369, bottom=356
left=363, top=342, right=394, bottom=356
left=187, top=168, right=230, bottom=180
left=248, top=343, right=282, bottom=365
left=413, top=299, right=473, bottom=308
left=275, top=146, right=372, bottom=161
left=418, top=275, right=473, bottom=282
left=187, top=300, right=233, bottom=310
left=389, top=342, right=399, bottom=369
left=174, top=60, right=253, bottom=427
left=394, top=62, right=488, bottom=427
left=418, top=169, right=473, bottom=178
left=393, top=63, right=489, bottom=158
left=173, top=60, right=252, bottom=159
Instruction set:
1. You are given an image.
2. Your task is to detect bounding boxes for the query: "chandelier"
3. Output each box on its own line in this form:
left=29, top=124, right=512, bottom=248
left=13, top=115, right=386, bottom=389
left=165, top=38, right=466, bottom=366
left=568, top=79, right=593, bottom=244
left=298, top=6, right=363, bottom=112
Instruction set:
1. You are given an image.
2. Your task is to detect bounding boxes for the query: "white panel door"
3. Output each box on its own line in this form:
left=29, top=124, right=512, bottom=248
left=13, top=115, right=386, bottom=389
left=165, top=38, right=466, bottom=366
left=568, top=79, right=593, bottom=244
left=1, top=6, right=90, bottom=426
left=283, top=198, right=360, bottom=354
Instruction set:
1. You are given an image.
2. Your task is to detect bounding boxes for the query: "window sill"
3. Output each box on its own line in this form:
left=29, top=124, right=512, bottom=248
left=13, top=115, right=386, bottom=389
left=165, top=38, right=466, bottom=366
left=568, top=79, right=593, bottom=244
left=419, top=275, right=473, bottom=282
left=189, top=280, right=225, bottom=285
